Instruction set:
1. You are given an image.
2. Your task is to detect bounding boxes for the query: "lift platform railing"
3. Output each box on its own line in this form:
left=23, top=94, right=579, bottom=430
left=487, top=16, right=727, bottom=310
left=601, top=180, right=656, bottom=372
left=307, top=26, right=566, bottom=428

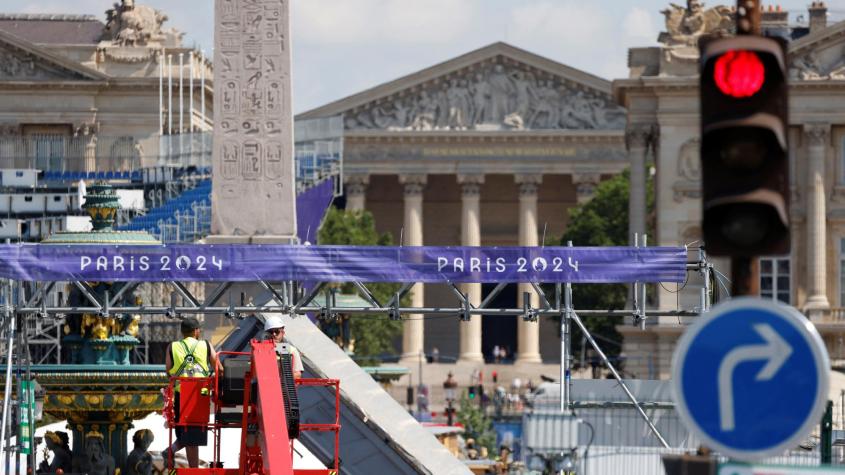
left=296, top=378, right=341, bottom=473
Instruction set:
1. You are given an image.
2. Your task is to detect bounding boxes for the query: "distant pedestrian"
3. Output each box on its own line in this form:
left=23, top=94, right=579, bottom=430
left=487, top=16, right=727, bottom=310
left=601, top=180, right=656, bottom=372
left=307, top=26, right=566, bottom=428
left=499, top=346, right=508, bottom=363
left=492, top=345, right=501, bottom=363
left=443, top=372, right=458, bottom=402
left=431, top=346, right=440, bottom=363
left=511, top=377, right=522, bottom=394
left=417, top=383, right=430, bottom=414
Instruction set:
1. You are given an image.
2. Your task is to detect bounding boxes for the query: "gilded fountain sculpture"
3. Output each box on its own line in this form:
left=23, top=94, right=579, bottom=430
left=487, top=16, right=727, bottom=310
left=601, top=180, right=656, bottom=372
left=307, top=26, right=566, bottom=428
left=34, top=182, right=166, bottom=473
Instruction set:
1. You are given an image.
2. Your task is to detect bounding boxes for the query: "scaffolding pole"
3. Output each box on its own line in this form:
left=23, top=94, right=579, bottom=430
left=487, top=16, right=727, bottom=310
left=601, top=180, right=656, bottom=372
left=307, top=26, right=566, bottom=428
left=1, top=280, right=15, bottom=470
left=570, top=309, right=670, bottom=448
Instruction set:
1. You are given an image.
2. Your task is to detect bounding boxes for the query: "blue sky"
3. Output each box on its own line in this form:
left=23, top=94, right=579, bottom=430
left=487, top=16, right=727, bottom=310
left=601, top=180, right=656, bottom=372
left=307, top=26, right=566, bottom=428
left=4, top=0, right=838, bottom=113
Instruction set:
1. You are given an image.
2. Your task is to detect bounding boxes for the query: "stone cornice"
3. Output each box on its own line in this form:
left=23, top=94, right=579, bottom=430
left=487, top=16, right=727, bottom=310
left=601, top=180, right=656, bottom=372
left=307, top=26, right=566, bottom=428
left=0, top=80, right=109, bottom=91
left=0, top=13, right=101, bottom=21
left=0, top=77, right=214, bottom=94
left=615, top=75, right=845, bottom=105
left=344, top=129, right=624, bottom=146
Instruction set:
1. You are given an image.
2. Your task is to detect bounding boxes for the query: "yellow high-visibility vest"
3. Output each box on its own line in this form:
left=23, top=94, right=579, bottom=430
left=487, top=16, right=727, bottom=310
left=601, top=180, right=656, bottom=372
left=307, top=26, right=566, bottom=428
left=169, top=337, right=210, bottom=390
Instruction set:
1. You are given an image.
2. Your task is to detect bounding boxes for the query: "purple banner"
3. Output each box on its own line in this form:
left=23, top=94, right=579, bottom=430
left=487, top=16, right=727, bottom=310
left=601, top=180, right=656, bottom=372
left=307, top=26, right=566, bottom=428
left=296, top=179, right=335, bottom=244
left=0, top=245, right=687, bottom=283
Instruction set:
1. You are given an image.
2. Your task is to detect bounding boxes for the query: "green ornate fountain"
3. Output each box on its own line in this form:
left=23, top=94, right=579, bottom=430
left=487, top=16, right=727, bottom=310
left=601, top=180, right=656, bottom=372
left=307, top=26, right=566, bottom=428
left=34, top=182, right=167, bottom=472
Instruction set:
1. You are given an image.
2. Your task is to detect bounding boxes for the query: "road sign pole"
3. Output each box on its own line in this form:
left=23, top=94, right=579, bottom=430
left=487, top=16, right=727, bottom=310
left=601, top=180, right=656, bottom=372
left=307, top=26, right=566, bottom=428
left=821, top=400, right=833, bottom=464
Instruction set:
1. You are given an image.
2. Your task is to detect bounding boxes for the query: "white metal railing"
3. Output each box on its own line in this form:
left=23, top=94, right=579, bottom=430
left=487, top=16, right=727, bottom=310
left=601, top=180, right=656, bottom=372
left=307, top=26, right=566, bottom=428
left=295, top=139, right=343, bottom=194
left=144, top=201, right=211, bottom=243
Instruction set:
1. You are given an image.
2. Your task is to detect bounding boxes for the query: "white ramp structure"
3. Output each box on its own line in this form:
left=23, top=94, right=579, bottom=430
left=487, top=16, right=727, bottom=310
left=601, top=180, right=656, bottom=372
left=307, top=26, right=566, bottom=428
left=275, top=311, right=472, bottom=475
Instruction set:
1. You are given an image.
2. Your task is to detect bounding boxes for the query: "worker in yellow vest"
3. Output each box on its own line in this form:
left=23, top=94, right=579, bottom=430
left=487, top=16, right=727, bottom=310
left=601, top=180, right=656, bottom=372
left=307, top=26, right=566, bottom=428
left=264, top=315, right=303, bottom=379
left=163, top=317, right=218, bottom=468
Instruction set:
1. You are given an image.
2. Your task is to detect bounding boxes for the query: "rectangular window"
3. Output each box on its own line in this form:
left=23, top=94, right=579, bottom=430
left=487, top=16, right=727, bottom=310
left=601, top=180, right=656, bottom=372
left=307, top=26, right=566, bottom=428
left=760, top=256, right=790, bottom=304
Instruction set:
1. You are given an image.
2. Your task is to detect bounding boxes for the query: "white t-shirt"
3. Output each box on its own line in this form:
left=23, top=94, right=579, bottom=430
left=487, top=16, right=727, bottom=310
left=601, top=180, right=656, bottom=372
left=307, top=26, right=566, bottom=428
left=275, top=342, right=304, bottom=374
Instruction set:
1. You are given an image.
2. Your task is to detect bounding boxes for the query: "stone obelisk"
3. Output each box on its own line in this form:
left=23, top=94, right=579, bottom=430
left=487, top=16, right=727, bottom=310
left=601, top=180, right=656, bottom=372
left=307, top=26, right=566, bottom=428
left=209, top=0, right=296, bottom=243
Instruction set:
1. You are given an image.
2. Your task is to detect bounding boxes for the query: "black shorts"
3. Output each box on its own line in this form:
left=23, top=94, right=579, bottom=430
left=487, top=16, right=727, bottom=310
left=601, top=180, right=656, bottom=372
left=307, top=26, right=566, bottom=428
left=174, top=391, right=208, bottom=446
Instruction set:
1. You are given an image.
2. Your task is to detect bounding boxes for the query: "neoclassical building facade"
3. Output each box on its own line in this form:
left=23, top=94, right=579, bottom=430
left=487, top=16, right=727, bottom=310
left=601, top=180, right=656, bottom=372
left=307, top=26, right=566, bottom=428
left=299, top=42, right=631, bottom=364
left=0, top=5, right=212, bottom=360
left=615, top=2, right=845, bottom=378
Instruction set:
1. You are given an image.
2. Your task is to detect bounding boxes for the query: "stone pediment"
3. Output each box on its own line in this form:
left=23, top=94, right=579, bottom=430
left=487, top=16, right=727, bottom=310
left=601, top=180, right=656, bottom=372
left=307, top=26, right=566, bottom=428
left=298, top=42, right=625, bottom=132
left=789, top=21, right=845, bottom=80
left=0, top=29, right=106, bottom=81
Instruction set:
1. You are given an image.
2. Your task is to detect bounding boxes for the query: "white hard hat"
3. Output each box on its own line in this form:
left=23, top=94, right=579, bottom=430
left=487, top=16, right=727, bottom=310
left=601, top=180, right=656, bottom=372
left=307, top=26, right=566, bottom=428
left=264, top=315, right=286, bottom=332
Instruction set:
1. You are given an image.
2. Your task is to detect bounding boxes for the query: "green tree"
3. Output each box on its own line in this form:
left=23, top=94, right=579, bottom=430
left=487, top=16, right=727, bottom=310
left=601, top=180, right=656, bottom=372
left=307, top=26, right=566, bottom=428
left=559, top=169, right=654, bottom=360
left=318, top=207, right=404, bottom=364
left=456, top=391, right=496, bottom=455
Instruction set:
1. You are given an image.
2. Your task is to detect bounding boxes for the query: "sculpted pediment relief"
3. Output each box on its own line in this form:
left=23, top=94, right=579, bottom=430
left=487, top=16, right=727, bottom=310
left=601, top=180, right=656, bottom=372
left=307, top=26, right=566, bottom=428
left=790, top=42, right=845, bottom=80
left=0, top=40, right=99, bottom=81
left=344, top=59, right=625, bottom=132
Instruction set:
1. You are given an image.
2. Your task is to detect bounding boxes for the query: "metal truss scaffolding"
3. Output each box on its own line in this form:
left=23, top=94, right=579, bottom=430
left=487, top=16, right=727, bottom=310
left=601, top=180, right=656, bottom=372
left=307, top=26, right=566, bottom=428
left=0, top=247, right=714, bottom=453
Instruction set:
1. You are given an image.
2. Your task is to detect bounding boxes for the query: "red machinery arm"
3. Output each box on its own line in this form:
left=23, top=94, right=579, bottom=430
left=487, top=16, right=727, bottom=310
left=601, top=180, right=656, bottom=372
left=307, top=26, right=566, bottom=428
left=240, top=340, right=295, bottom=475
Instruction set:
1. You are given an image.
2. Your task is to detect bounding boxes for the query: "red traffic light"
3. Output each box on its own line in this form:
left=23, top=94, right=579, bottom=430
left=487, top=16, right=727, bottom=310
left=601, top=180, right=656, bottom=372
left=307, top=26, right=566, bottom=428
left=713, top=50, right=765, bottom=98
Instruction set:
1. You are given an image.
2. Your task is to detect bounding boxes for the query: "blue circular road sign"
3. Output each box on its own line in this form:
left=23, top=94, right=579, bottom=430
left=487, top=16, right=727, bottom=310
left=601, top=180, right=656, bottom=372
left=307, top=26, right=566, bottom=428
left=672, top=297, right=830, bottom=461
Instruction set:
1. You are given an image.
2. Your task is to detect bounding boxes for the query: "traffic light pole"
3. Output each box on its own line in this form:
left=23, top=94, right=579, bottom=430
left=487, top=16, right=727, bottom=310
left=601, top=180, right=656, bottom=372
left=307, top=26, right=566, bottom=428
left=730, top=0, right=762, bottom=298
left=735, top=0, right=761, bottom=35
left=731, top=257, right=759, bottom=297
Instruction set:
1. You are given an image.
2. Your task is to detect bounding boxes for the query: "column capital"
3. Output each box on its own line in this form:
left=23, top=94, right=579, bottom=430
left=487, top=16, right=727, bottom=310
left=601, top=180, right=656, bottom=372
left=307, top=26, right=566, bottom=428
left=458, top=174, right=485, bottom=196
left=399, top=174, right=427, bottom=196
left=625, top=124, right=657, bottom=149
left=572, top=173, right=602, bottom=204
left=804, top=123, right=831, bottom=146
left=515, top=174, right=542, bottom=197
left=344, top=174, right=370, bottom=195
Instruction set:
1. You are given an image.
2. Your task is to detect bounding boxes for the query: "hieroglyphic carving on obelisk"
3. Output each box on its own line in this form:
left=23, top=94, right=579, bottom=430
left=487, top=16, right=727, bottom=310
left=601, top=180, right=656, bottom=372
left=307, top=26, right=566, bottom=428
left=211, top=0, right=296, bottom=241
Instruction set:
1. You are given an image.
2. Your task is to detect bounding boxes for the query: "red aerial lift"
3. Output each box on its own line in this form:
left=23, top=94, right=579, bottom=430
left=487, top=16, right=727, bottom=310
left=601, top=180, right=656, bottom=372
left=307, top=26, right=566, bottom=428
left=163, top=340, right=341, bottom=475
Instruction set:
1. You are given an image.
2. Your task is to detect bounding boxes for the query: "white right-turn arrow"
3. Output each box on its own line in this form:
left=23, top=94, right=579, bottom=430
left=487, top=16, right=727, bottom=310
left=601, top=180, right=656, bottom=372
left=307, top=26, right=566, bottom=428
left=717, top=323, right=792, bottom=431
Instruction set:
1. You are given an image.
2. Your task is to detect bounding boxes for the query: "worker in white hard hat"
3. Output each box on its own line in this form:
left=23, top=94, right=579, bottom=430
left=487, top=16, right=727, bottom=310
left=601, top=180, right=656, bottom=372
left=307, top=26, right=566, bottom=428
left=264, top=315, right=303, bottom=379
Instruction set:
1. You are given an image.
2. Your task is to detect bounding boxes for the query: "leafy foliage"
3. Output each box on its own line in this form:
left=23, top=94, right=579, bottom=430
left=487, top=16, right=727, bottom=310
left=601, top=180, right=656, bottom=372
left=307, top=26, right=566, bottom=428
left=558, top=169, right=654, bottom=360
left=456, top=391, right=496, bottom=454
left=317, top=208, right=404, bottom=364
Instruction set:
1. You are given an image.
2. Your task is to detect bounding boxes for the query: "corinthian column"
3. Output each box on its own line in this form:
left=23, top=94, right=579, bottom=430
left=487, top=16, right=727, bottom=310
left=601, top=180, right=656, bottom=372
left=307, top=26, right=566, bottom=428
left=515, top=174, right=542, bottom=364
left=345, top=174, right=369, bottom=211
left=458, top=174, right=484, bottom=363
left=626, top=125, right=653, bottom=244
left=804, top=124, right=830, bottom=315
left=399, top=174, right=427, bottom=364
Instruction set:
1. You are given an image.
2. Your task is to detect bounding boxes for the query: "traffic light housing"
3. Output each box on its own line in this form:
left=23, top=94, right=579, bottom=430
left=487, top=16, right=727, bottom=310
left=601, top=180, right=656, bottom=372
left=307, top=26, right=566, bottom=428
left=468, top=385, right=476, bottom=399
left=699, top=35, right=789, bottom=256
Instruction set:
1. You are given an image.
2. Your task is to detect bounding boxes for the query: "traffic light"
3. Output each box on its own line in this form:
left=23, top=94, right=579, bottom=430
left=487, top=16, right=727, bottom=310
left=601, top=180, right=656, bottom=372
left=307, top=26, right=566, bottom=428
left=699, top=35, right=789, bottom=256
left=468, top=385, right=476, bottom=399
